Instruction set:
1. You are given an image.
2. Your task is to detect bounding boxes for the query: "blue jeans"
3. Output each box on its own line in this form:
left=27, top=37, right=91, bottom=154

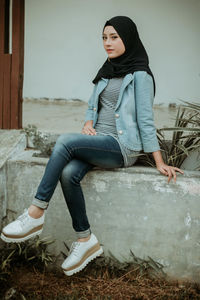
left=32, top=133, right=124, bottom=238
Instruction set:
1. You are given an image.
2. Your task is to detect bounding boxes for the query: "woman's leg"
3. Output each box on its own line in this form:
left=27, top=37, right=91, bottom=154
left=1, top=133, right=123, bottom=275
left=57, top=134, right=123, bottom=276
left=33, top=133, right=124, bottom=206
left=60, top=159, right=93, bottom=238
left=1, top=133, right=123, bottom=244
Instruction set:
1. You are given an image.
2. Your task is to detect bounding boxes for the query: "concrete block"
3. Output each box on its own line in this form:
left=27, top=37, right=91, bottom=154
left=4, top=150, right=200, bottom=281
left=0, top=165, right=7, bottom=225
left=0, top=130, right=26, bottom=226
left=0, top=130, right=26, bottom=169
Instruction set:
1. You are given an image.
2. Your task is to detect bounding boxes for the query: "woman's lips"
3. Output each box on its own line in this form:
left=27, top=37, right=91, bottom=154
left=107, top=49, right=114, bottom=52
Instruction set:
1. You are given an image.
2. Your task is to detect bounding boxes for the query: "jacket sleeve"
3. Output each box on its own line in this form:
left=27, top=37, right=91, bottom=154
left=84, top=85, right=96, bottom=123
left=134, top=71, right=160, bottom=153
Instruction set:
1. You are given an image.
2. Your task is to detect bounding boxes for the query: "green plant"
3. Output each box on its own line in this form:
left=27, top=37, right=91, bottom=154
left=0, top=236, right=55, bottom=298
left=21, top=124, right=55, bottom=157
left=138, top=102, right=200, bottom=169
left=0, top=236, right=55, bottom=273
left=179, top=100, right=200, bottom=127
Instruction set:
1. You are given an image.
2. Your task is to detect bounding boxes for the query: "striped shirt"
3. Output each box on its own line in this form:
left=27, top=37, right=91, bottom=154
left=94, top=77, right=140, bottom=167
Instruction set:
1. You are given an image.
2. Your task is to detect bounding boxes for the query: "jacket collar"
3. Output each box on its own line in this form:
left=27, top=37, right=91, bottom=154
left=101, top=73, right=133, bottom=84
left=99, top=73, right=133, bottom=90
left=116, top=74, right=134, bottom=108
left=95, top=73, right=134, bottom=109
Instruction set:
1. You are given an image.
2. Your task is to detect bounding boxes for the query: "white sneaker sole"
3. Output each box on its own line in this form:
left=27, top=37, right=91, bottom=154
left=0, top=228, right=43, bottom=243
left=63, top=246, right=103, bottom=276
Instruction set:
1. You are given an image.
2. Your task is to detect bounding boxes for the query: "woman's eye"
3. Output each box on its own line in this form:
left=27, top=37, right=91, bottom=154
left=102, top=36, right=118, bottom=40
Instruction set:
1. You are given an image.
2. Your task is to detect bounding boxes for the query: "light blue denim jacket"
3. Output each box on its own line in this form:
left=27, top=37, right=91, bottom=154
left=85, top=71, right=160, bottom=153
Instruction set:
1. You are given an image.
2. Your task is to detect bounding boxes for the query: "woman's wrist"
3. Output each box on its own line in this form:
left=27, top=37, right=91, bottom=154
left=152, top=150, right=165, bottom=168
left=84, top=120, right=93, bottom=125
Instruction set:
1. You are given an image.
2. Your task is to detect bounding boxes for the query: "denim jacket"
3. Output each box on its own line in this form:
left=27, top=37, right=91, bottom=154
left=85, top=71, right=160, bottom=153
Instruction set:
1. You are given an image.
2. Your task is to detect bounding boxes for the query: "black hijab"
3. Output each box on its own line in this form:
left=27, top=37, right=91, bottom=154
left=92, top=16, right=156, bottom=96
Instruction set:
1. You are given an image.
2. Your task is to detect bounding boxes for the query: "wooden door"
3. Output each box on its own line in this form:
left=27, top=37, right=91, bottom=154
left=0, top=0, right=24, bottom=129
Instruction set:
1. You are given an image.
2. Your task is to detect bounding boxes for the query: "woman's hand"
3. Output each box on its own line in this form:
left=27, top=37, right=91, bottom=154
left=152, top=150, right=184, bottom=183
left=82, top=120, right=96, bottom=136
left=156, top=162, right=184, bottom=183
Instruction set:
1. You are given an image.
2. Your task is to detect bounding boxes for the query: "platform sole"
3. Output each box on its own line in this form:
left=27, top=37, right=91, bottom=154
left=0, top=228, right=43, bottom=243
left=63, top=246, right=103, bottom=276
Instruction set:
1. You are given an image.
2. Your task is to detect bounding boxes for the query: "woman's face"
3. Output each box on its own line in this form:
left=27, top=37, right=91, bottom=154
left=102, top=25, right=125, bottom=59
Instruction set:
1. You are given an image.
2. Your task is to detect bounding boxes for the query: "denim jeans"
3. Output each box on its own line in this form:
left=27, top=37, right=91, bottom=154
left=32, top=133, right=124, bottom=238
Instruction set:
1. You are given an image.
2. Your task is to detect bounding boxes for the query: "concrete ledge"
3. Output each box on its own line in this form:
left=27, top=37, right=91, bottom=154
left=0, top=131, right=26, bottom=223
left=0, top=130, right=26, bottom=169
left=3, top=148, right=200, bottom=281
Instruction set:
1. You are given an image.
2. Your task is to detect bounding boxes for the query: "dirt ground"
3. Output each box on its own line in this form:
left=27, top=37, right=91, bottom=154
left=2, top=262, right=200, bottom=300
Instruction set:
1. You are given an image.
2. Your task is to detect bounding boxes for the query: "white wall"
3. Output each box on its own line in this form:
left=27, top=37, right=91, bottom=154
left=23, top=0, right=200, bottom=105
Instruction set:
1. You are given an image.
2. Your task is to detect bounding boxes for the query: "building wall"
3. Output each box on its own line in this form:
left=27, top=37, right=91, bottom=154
left=23, top=0, right=200, bottom=105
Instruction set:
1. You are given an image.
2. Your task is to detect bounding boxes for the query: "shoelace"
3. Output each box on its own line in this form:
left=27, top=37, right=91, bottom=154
left=17, top=209, right=29, bottom=226
left=69, top=242, right=81, bottom=257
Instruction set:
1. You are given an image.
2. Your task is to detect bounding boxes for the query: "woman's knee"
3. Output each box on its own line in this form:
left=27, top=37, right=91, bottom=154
left=60, top=163, right=80, bottom=186
left=56, top=133, right=72, bottom=145
left=60, top=159, right=91, bottom=186
left=53, top=133, right=74, bottom=153
left=55, top=133, right=80, bottom=149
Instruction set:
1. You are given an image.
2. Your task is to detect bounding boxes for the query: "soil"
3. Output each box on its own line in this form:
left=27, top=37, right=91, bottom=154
left=2, top=263, right=200, bottom=300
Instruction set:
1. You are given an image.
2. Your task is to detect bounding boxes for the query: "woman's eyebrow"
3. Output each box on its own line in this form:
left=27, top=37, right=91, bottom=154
left=102, top=33, right=118, bottom=36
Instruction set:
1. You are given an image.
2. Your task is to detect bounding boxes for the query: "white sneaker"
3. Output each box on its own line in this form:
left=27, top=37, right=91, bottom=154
left=1, top=209, right=45, bottom=243
left=62, top=233, right=103, bottom=276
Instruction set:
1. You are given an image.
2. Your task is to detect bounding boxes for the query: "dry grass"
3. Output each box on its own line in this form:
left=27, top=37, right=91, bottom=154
left=1, top=238, right=200, bottom=300
left=4, top=262, right=200, bottom=300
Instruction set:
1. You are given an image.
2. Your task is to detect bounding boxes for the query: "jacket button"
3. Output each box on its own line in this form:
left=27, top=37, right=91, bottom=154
left=118, top=130, right=123, bottom=134
left=93, top=107, right=96, bottom=111
left=115, top=113, right=119, bottom=118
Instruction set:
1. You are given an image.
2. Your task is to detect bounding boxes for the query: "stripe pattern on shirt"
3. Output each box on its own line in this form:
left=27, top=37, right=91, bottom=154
left=94, top=77, right=139, bottom=167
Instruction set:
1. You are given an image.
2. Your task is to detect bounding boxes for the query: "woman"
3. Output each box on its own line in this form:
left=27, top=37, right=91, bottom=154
left=1, top=16, right=183, bottom=276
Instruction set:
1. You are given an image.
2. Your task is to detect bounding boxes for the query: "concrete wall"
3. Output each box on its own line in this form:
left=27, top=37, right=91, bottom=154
left=0, top=166, right=6, bottom=226
left=23, top=0, right=200, bottom=106
left=3, top=148, right=200, bottom=281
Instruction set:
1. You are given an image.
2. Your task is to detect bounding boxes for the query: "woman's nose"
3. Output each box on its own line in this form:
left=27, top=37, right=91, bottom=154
left=105, top=38, right=111, bottom=45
